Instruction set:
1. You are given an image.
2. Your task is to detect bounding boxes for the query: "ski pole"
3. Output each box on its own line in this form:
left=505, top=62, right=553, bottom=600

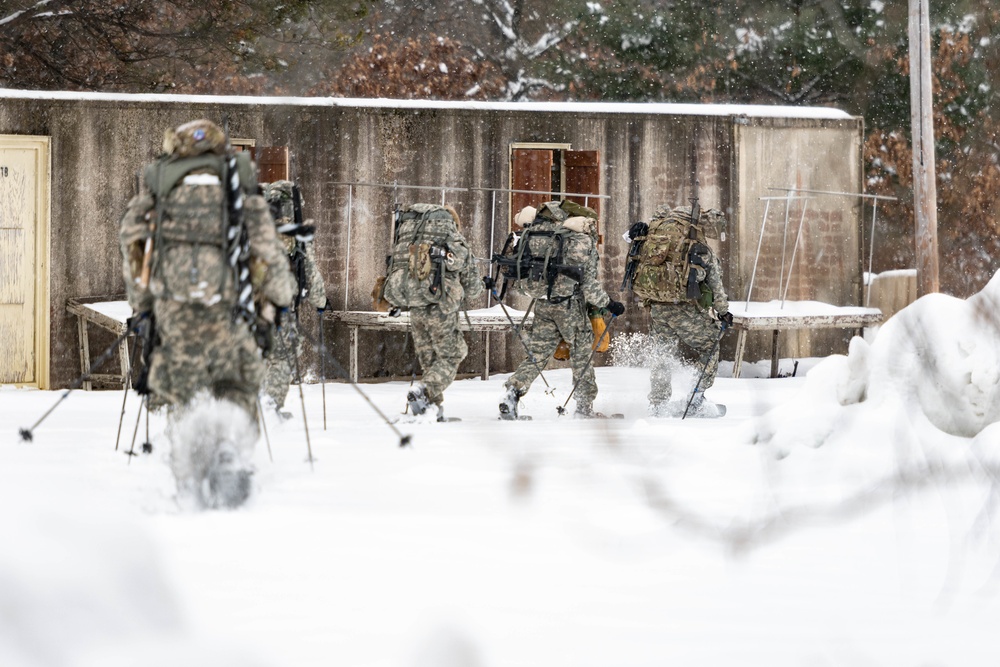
left=257, top=398, right=273, bottom=463
left=276, top=323, right=314, bottom=471
left=20, top=316, right=144, bottom=442
left=126, top=395, right=145, bottom=462
left=114, top=335, right=143, bottom=451
left=318, top=308, right=327, bottom=431
left=298, top=326, right=412, bottom=448
left=557, top=313, right=618, bottom=415
left=681, top=324, right=727, bottom=420
left=491, top=289, right=555, bottom=395
left=142, top=397, right=152, bottom=454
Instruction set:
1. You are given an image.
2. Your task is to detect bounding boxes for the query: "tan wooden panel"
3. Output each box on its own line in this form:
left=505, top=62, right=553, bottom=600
left=0, top=229, right=24, bottom=302
left=564, top=150, right=601, bottom=212
left=510, top=148, right=552, bottom=230
left=0, top=143, right=37, bottom=383
left=258, top=146, right=289, bottom=183
left=564, top=149, right=601, bottom=240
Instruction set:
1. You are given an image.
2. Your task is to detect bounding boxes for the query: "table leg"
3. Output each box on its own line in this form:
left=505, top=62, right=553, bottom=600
left=732, top=328, right=747, bottom=379
left=118, top=335, right=130, bottom=388
left=483, top=331, right=490, bottom=381
left=78, top=317, right=92, bottom=391
left=349, top=325, right=359, bottom=384
left=770, top=329, right=780, bottom=379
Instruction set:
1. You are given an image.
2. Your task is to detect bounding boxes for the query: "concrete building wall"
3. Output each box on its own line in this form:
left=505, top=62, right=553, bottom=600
left=0, top=93, right=864, bottom=388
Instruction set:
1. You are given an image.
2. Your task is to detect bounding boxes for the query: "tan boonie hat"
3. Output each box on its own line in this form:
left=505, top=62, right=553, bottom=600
left=163, top=119, right=227, bottom=158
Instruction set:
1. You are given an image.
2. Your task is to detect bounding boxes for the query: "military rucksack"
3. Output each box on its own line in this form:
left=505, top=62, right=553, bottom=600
left=141, top=151, right=255, bottom=306
left=262, top=180, right=315, bottom=310
left=492, top=202, right=591, bottom=302
left=382, top=204, right=472, bottom=310
left=631, top=206, right=713, bottom=307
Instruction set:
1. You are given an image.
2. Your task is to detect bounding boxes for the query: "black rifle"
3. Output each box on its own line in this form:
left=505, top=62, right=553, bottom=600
left=133, top=313, right=159, bottom=397
left=383, top=202, right=403, bottom=317
left=428, top=244, right=447, bottom=296
left=620, top=221, right=647, bottom=291
left=290, top=184, right=310, bottom=312
left=685, top=140, right=702, bottom=300
left=491, top=231, right=584, bottom=300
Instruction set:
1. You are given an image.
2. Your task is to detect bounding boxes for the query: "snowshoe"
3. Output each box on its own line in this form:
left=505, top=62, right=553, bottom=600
left=434, top=405, right=460, bottom=422
left=572, top=407, right=625, bottom=420
left=684, top=396, right=726, bottom=418
left=201, top=443, right=253, bottom=509
left=649, top=398, right=726, bottom=419
left=407, top=383, right=432, bottom=416
left=498, top=385, right=522, bottom=421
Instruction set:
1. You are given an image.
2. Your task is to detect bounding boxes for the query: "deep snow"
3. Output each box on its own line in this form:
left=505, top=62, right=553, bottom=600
left=3, top=274, right=1000, bottom=666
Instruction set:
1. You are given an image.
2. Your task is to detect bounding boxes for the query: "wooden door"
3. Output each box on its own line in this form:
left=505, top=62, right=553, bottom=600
left=0, top=136, right=50, bottom=387
left=257, top=146, right=290, bottom=183
left=565, top=149, right=602, bottom=241
left=510, top=148, right=553, bottom=230
left=564, top=150, right=601, bottom=217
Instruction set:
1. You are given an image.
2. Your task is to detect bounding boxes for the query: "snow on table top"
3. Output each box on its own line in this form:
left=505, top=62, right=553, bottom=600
left=729, top=300, right=881, bottom=318
left=82, top=302, right=527, bottom=325
left=85, top=301, right=132, bottom=324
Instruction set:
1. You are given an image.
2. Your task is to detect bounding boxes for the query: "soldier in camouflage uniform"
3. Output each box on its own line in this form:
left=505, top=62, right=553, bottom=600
left=119, top=120, right=295, bottom=421
left=498, top=203, right=625, bottom=419
left=628, top=205, right=732, bottom=418
left=382, top=204, right=483, bottom=420
left=259, top=180, right=328, bottom=418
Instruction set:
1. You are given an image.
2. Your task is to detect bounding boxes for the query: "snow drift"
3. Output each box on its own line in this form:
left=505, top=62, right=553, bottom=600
left=754, top=269, right=1000, bottom=455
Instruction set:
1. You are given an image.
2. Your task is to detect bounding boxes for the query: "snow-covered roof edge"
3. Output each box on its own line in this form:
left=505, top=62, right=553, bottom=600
left=0, top=88, right=855, bottom=120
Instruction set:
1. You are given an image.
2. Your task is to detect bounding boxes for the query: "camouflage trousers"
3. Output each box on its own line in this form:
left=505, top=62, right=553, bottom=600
left=648, top=302, right=722, bottom=404
left=507, top=296, right=598, bottom=409
left=261, top=316, right=301, bottom=409
left=147, top=300, right=262, bottom=419
left=410, top=304, right=469, bottom=405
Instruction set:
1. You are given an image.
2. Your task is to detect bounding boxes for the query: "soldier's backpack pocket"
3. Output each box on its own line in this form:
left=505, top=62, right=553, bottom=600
left=158, top=245, right=232, bottom=305
left=408, top=243, right=433, bottom=281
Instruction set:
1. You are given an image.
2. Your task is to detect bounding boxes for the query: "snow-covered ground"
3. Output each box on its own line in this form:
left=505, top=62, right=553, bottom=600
left=3, top=274, right=1000, bottom=667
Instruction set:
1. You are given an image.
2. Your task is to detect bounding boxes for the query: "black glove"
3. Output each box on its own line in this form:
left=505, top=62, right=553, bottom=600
left=607, top=300, right=625, bottom=317
left=628, top=222, right=648, bottom=240
left=718, top=311, right=734, bottom=329
left=482, top=275, right=495, bottom=291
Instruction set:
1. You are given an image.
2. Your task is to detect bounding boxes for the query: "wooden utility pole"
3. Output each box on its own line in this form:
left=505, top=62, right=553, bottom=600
left=908, top=0, right=940, bottom=295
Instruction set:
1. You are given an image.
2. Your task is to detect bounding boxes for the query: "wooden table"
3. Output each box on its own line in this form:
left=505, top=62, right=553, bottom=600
left=729, top=300, right=883, bottom=378
left=326, top=306, right=533, bottom=383
left=66, top=297, right=133, bottom=390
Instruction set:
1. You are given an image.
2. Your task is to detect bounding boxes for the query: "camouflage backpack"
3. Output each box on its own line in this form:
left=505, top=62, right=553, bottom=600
left=140, top=149, right=256, bottom=306
left=492, top=201, right=592, bottom=302
left=631, top=205, right=712, bottom=307
left=382, top=204, right=473, bottom=311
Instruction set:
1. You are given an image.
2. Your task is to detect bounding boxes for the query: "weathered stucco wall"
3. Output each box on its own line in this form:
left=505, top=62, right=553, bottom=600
left=0, top=94, right=863, bottom=388
left=733, top=119, right=865, bottom=359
